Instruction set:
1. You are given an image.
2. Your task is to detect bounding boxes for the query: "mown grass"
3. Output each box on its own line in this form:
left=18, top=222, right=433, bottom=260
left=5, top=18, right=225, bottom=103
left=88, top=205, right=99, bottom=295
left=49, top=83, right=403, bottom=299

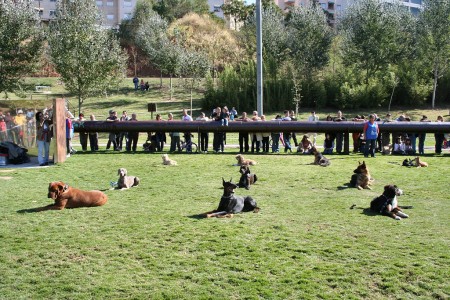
left=0, top=151, right=449, bottom=299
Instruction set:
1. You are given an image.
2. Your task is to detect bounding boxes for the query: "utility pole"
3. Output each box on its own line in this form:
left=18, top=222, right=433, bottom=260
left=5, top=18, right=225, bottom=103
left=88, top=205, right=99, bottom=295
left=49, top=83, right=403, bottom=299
left=256, top=0, right=263, bottom=116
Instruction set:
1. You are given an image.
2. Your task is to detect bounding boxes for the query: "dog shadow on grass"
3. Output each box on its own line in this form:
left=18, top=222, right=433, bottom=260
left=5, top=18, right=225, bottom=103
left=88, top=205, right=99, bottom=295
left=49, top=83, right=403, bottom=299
left=348, top=205, right=378, bottom=217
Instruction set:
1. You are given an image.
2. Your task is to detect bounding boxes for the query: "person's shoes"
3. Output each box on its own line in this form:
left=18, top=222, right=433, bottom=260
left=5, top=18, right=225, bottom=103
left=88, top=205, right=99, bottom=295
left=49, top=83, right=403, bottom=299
left=39, top=163, right=46, bottom=166
left=66, top=154, right=70, bottom=158
left=396, top=211, right=409, bottom=218
left=394, top=215, right=402, bottom=220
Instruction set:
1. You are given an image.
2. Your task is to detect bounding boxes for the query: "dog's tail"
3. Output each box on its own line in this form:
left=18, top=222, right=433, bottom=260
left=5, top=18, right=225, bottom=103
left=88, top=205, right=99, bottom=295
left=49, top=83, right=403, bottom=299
left=134, top=177, right=140, bottom=187
left=253, top=174, right=258, bottom=183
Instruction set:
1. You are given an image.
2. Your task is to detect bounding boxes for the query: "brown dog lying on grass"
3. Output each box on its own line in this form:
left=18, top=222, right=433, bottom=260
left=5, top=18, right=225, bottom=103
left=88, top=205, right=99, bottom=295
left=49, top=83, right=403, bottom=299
left=40, top=181, right=108, bottom=210
left=235, top=154, right=257, bottom=166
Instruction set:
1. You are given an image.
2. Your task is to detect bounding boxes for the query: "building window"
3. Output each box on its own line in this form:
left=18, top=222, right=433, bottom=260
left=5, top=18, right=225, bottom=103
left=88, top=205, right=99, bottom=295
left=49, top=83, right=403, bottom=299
left=124, top=0, right=132, bottom=7
left=410, top=7, right=420, bottom=15
left=213, top=5, right=221, bottom=12
left=50, top=0, right=56, bottom=2
left=320, top=3, right=327, bottom=9
left=106, top=1, right=114, bottom=7
left=49, top=10, right=56, bottom=17
left=123, top=13, right=132, bottom=20
left=410, top=0, right=422, bottom=4
left=328, top=3, right=334, bottom=10
left=96, top=0, right=103, bottom=6
left=106, top=14, right=115, bottom=20
left=336, top=4, right=341, bottom=11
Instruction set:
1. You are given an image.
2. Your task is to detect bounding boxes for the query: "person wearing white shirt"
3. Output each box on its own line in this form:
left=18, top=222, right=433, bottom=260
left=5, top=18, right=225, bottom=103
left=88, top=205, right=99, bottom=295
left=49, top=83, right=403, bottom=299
left=307, top=111, right=319, bottom=146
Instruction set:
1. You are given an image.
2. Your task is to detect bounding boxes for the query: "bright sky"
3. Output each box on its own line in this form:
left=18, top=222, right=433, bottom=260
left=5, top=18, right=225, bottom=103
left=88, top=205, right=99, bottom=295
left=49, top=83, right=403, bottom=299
left=245, top=0, right=256, bottom=5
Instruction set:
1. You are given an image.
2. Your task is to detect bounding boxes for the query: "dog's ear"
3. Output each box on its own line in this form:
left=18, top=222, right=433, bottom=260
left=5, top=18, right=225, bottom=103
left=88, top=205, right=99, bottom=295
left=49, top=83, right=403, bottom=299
left=63, top=184, right=69, bottom=192
left=222, top=177, right=225, bottom=185
left=230, top=177, right=233, bottom=183
left=118, top=169, right=121, bottom=175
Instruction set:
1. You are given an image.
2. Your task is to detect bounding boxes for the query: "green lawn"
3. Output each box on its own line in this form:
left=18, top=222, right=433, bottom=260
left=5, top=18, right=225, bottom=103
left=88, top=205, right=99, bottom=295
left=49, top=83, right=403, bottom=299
left=0, top=151, right=449, bottom=299
left=0, top=77, right=449, bottom=299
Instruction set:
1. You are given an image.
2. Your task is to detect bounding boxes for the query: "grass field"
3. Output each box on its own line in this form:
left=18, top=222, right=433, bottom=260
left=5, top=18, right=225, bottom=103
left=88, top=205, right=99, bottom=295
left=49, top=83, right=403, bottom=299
left=1, top=77, right=449, bottom=299
left=0, top=151, right=449, bottom=299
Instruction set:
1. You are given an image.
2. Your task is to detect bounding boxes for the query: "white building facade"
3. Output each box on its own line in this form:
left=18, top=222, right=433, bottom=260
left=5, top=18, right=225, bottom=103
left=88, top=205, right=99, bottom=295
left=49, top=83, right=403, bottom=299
left=34, top=0, right=137, bottom=27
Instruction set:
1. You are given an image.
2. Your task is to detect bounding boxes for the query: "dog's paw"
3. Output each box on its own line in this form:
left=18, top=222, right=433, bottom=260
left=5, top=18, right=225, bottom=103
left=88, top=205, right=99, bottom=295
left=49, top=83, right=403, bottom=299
left=394, top=216, right=402, bottom=220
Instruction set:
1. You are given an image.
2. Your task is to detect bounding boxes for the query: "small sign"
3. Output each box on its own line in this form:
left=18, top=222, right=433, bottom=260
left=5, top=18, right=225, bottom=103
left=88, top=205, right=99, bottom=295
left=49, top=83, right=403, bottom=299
left=148, top=103, right=157, bottom=112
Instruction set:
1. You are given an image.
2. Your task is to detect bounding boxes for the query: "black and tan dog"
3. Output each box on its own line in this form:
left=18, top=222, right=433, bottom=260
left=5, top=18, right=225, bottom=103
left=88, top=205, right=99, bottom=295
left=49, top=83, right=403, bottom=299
left=311, top=146, right=331, bottom=167
left=238, top=165, right=258, bottom=190
left=370, top=185, right=408, bottom=220
left=201, top=178, right=260, bottom=218
left=350, top=161, right=372, bottom=190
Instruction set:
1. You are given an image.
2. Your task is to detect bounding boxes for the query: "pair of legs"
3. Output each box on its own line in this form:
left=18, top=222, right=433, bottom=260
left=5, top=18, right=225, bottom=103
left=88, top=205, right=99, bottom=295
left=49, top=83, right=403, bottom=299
left=37, top=140, right=50, bottom=165
left=364, top=139, right=377, bottom=157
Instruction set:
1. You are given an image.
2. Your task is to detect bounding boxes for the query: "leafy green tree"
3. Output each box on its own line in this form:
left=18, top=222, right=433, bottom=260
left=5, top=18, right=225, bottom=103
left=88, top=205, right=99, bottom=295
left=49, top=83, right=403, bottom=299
left=340, top=0, right=415, bottom=85
left=287, top=4, right=333, bottom=77
left=179, top=50, right=209, bottom=114
left=0, top=0, right=43, bottom=96
left=118, top=0, right=155, bottom=77
left=135, top=10, right=184, bottom=99
left=153, top=0, right=209, bottom=22
left=48, top=0, right=127, bottom=114
left=417, top=0, right=450, bottom=108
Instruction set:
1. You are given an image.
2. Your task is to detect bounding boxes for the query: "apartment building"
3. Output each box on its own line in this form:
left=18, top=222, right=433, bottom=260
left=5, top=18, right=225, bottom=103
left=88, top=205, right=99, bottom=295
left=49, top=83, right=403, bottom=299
left=273, top=0, right=348, bottom=26
left=34, top=0, right=137, bottom=28
left=274, top=0, right=423, bottom=26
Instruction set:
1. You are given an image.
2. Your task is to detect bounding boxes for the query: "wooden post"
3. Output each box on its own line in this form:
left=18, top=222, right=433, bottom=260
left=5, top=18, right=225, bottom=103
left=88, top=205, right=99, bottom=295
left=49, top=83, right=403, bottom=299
left=344, top=131, right=350, bottom=155
left=53, top=98, right=67, bottom=163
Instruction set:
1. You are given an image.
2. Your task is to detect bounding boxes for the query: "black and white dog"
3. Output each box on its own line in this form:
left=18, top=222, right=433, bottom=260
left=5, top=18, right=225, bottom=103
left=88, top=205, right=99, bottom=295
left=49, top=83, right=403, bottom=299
left=202, top=178, right=260, bottom=218
left=370, top=185, right=408, bottom=220
left=238, top=165, right=258, bottom=190
left=402, top=158, right=414, bottom=167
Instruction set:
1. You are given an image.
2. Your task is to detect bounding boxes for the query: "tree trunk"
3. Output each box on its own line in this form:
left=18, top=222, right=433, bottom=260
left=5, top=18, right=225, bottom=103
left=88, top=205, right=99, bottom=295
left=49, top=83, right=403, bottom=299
left=169, top=75, right=172, bottom=101
left=432, top=67, right=438, bottom=109
left=160, top=71, right=163, bottom=88
left=190, top=88, right=193, bottom=116
left=78, top=95, right=82, bottom=117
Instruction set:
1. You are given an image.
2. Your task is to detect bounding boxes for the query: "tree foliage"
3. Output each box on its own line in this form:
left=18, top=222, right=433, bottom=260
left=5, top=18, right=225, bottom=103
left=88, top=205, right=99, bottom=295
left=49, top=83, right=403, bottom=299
left=118, top=0, right=155, bottom=76
left=417, top=0, right=450, bottom=108
left=153, top=0, right=209, bottom=22
left=48, top=0, right=127, bottom=114
left=340, top=0, right=415, bottom=84
left=169, top=13, right=247, bottom=70
left=287, top=4, right=333, bottom=77
left=0, top=0, right=43, bottom=96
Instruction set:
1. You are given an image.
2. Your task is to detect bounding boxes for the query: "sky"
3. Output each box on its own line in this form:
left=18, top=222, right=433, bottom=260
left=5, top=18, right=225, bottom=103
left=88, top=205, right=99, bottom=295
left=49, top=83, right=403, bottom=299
left=245, top=0, right=256, bottom=5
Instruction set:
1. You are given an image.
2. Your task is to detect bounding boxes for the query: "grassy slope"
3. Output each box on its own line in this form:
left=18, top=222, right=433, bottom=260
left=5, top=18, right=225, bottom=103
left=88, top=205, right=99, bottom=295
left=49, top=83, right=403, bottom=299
left=0, top=152, right=449, bottom=299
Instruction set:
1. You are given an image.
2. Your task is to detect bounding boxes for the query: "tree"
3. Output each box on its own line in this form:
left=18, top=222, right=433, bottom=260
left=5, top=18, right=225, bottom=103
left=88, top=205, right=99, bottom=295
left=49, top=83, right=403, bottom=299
left=340, top=0, right=415, bottom=85
left=118, top=0, right=155, bottom=77
left=179, top=49, right=209, bottom=114
left=169, top=13, right=246, bottom=72
left=417, top=0, right=450, bottom=108
left=0, top=0, right=43, bottom=96
left=287, top=4, right=333, bottom=77
left=47, top=0, right=127, bottom=115
left=135, top=10, right=184, bottom=99
left=153, top=0, right=209, bottom=22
